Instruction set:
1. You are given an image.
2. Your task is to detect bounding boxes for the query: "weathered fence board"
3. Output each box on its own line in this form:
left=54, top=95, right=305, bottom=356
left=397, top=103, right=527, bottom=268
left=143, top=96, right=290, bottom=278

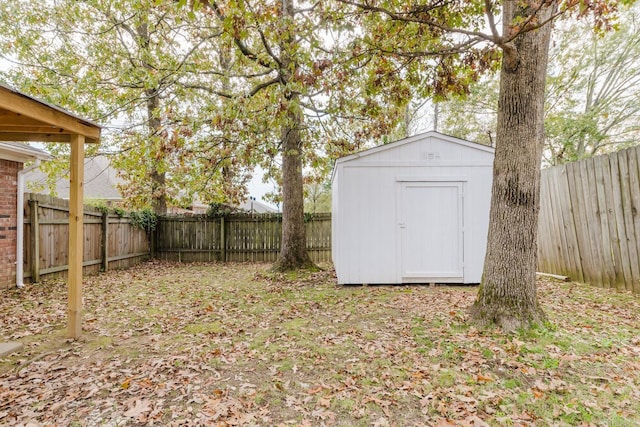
left=23, top=193, right=150, bottom=282
left=155, top=213, right=331, bottom=263
left=617, top=150, right=640, bottom=290
left=538, top=146, right=640, bottom=293
left=629, top=149, right=640, bottom=294
left=566, top=163, right=590, bottom=282
left=581, top=158, right=605, bottom=286
left=606, top=156, right=627, bottom=288
left=566, top=162, right=589, bottom=283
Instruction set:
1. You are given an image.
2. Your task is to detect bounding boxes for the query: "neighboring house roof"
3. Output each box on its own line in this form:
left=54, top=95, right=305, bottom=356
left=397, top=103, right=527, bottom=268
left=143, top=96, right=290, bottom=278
left=0, top=142, right=52, bottom=163
left=25, top=154, right=278, bottom=212
left=25, top=155, right=123, bottom=200
left=238, top=198, right=278, bottom=213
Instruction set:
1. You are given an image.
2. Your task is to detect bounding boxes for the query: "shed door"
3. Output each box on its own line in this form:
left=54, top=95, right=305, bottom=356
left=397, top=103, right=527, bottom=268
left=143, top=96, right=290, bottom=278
left=399, top=182, right=464, bottom=281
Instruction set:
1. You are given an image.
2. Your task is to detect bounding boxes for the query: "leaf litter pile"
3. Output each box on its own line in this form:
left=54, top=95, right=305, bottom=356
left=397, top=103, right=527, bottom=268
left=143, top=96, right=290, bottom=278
left=1, top=261, right=640, bottom=426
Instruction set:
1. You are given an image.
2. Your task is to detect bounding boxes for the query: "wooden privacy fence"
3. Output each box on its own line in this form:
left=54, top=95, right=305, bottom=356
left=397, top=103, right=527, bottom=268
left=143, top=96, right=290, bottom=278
left=154, top=213, right=332, bottom=263
left=537, top=146, right=640, bottom=293
left=23, top=193, right=150, bottom=282
left=22, top=195, right=331, bottom=282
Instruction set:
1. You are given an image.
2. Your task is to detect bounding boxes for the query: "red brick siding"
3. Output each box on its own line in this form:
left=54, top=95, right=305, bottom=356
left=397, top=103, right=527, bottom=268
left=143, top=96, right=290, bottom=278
left=0, top=159, right=21, bottom=289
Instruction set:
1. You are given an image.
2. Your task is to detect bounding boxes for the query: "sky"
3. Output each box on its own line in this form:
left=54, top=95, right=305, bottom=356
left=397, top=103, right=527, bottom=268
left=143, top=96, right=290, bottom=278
left=248, top=167, right=279, bottom=210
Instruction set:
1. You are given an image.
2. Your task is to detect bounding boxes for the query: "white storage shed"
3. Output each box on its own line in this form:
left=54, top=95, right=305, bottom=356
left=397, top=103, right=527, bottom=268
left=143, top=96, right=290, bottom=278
left=331, top=131, right=494, bottom=285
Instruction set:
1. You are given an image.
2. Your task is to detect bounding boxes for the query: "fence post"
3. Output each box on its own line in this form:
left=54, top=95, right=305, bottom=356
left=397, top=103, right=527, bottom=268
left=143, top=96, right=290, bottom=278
left=150, top=219, right=156, bottom=259
left=220, top=216, right=226, bottom=262
left=101, top=211, right=109, bottom=272
left=29, top=198, right=40, bottom=283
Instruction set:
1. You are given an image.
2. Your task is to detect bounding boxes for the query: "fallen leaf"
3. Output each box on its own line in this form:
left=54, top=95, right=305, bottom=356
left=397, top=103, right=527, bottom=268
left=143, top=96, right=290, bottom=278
left=476, top=374, right=493, bottom=383
left=124, top=399, right=151, bottom=418
left=372, top=416, right=389, bottom=427
left=318, top=395, right=332, bottom=408
left=308, top=385, right=323, bottom=394
left=465, top=415, right=490, bottom=426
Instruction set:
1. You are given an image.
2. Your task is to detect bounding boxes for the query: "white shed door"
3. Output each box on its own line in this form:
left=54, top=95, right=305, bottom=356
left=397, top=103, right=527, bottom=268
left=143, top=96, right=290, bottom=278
left=399, top=182, right=464, bottom=281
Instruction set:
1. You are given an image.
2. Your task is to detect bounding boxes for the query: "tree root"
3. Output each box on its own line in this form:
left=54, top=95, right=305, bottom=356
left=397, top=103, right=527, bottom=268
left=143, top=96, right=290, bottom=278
left=469, top=303, right=547, bottom=333
left=270, top=257, right=317, bottom=273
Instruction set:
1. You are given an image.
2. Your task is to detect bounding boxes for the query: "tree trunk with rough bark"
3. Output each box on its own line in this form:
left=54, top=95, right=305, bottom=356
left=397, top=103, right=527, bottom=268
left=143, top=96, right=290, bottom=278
left=470, top=0, right=557, bottom=331
left=138, top=21, right=167, bottom=216
left=271, top=0, right=314, bottom=272
left=150, top=167, right=167, bottom=215
left=146, top=87, right=167, bottom=216
left=272, top=98, right=314, bottom=271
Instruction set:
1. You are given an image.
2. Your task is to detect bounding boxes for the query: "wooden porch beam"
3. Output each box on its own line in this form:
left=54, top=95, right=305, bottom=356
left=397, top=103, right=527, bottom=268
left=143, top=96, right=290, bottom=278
left=0, top=133, right=98, bottom=144
left=0, top=113, right=53, bottom=126
left=0, top=125, right=69, bottom=133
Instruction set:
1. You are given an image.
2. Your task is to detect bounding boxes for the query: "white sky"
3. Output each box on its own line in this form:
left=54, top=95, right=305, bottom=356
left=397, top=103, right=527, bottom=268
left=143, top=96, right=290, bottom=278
left=248, top=167, right=279, bottom=210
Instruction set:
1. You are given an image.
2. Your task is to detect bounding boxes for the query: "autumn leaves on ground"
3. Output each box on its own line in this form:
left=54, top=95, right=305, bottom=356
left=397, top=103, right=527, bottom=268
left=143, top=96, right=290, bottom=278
left=1, top=262, right=639, bottom=426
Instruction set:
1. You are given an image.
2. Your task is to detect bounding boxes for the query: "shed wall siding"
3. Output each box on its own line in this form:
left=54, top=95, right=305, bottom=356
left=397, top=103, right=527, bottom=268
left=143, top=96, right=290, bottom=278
left=0, top=159, right=20, bottom=289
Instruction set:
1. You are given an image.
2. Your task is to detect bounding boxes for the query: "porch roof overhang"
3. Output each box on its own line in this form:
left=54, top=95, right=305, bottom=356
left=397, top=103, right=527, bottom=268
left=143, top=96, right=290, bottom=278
left=0, top=83, right=101, bottom=144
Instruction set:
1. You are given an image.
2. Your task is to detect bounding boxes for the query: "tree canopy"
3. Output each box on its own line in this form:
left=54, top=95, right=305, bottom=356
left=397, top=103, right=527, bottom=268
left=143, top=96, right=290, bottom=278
left=436, top=2, right=640, bottom=165
left=0, top=0, right=250, bottom=213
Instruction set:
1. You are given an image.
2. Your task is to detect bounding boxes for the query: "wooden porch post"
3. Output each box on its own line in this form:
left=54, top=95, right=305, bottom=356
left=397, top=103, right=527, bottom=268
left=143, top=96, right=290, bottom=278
left=68, top=135, right=85, bottom=339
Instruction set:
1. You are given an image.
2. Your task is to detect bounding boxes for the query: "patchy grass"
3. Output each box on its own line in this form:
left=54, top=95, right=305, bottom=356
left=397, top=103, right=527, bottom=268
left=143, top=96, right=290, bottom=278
left=1, top=261, right=640, bottom=426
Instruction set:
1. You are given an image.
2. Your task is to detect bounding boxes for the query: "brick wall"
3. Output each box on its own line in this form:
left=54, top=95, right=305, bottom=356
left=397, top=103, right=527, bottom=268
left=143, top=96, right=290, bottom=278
left=0, top=159, right=20, bottom=289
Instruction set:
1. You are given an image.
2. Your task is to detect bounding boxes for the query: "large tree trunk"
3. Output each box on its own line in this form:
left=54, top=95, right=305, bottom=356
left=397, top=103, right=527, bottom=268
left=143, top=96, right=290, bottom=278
left=271, top=0, right=314, bottom=272
left=219, top=52, right=237, bottom=201
left=146, top=88, right=167, bottom=216
left=470, top=0, right=557, bottom=331
left=139, top=21, right=167, bottom=216
left=150, top=167, right=167, bottom=215
left=272, top=100, right=314, bottom=271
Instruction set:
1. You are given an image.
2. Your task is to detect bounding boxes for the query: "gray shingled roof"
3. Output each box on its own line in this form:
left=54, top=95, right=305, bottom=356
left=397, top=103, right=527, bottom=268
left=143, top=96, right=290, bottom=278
left=0, top=142, right=51, bottom=162
left=238, top=199, right=278, bottom=213
left=25, top=155, right=278, bottom=212
left=25, top=155, right=123, bottom=200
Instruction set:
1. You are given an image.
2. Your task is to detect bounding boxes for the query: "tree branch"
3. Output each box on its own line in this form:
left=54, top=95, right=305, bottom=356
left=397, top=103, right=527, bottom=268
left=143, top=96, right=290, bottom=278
left=182, top=83, right=234, bottom=98
left=248, top=77, right=281, bottom=96
left=484, top=0, right=501, bottom=43
left=199, top=0, right=277, bottom=71
left=339, top=0, right=498, bottom=44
